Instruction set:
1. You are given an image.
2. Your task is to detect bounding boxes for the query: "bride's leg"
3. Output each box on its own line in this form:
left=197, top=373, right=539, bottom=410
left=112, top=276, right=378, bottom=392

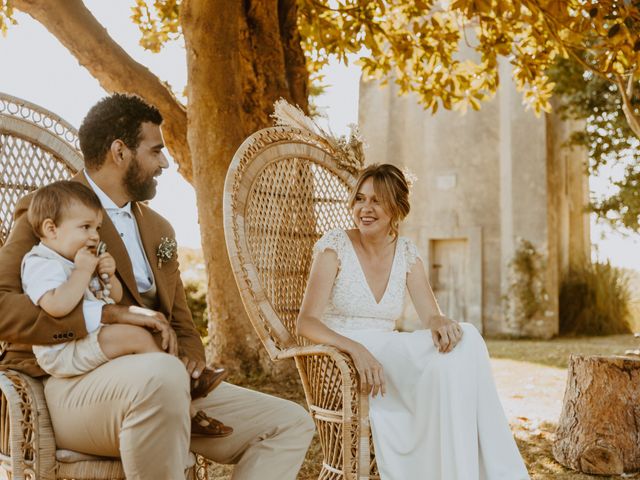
left=403, top=328, right=482, bottom=479
left=426, top=329, right=482, bottom=480
left=458, top=324, right=530, bottom=480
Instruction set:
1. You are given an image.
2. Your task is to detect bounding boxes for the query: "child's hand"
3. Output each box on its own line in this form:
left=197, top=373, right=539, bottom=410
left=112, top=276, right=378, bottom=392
left=75, top=246, right=99, bottom=274
left=97, top=252, right=117, bottom=281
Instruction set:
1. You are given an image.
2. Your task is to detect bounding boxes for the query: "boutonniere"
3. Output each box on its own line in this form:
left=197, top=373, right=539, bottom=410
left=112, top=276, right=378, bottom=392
left=156, top=237, right=177, bottom=268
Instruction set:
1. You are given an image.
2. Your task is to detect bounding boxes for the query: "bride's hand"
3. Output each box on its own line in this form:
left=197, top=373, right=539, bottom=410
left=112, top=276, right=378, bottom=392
left=430, top=315, right=463, bottom=353
left=347, top=342, right=386, bottom=397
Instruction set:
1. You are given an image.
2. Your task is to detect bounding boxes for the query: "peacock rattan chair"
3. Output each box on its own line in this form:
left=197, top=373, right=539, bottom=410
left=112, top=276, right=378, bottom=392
left=0, top=92, right=212, bottom=480
left=223, top=125, right=379, bottom=479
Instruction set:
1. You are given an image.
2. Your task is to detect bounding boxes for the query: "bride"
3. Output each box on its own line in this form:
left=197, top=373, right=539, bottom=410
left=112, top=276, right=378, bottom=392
left=296, top=163, right=529, bottom=480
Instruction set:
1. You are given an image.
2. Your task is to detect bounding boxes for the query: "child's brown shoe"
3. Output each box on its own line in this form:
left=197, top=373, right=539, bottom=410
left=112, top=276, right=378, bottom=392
left=191, top=367, right=227, bottom=399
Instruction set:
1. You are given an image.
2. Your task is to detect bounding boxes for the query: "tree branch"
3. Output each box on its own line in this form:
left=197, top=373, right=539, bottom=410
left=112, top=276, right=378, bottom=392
left=12, top=0, right=193, bottom=183
left=615, top=73, right=640, bottom=138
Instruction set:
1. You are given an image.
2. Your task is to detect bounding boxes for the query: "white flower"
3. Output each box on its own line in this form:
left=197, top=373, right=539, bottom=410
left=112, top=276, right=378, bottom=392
left=156, top=237, right=177, bottom=269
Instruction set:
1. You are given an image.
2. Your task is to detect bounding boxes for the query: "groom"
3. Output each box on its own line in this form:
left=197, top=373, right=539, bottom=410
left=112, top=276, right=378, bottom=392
left=0, top=93, right=314, bottom=479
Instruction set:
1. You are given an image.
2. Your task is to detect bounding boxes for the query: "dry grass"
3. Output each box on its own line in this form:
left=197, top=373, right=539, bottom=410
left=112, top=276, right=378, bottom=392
left=207, top=335, right=640, bottom=479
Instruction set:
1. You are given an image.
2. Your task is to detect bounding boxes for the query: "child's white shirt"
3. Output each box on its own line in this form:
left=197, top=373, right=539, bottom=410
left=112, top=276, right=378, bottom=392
left=21, top=243, right=104, bottom=354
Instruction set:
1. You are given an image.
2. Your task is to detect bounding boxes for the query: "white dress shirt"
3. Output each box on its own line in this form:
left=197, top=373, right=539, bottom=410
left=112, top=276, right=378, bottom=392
left=84, top=171, right=155, bottom=297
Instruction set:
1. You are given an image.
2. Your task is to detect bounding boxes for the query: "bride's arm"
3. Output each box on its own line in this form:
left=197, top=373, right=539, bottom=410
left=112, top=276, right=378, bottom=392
left=296, top=249, right=386, bottom=396
left=406, top=256, right=463, bottom=353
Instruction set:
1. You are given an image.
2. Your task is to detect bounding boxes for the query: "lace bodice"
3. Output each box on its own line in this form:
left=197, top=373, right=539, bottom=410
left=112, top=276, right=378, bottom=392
left=313, top=229, right=422, bottom=333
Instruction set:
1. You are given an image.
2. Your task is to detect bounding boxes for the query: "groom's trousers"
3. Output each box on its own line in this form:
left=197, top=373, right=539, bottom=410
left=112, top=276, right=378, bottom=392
left=43, top=352, right=315, bottom=480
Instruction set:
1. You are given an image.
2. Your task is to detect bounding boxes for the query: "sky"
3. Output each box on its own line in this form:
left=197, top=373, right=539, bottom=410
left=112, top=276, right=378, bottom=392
left=1, top=1, right=638, bottom=270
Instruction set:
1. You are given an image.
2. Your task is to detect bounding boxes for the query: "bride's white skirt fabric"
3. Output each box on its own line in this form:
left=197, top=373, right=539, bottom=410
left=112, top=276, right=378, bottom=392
left=341, top=323, right=530, bottom=480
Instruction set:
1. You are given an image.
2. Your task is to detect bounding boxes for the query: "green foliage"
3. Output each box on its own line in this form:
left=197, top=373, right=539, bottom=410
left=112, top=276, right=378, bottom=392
left=130, top=1, right=640, bottom=117
left=7, top=1, right=640, bottom=122
left=504, top=239, right=550, bottom=332
left=549, top=56, right=640, bottom=232
left=130, top=0, right=180, bottom=53
left=559, top=261, right=633, bottom=336
left=183, top=278, right=208, bottom=338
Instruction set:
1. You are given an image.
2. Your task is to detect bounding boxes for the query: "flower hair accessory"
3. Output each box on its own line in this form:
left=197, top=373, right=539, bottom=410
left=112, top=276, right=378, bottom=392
left=402, top=167, right=418, bottom=192
left=156, top=237, right=177, bottom=268
left=271, top=98, right=365, bottom=174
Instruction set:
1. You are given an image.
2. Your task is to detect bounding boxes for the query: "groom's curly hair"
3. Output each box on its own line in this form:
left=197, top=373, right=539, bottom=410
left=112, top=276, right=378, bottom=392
left=78, top=93, right=163, bottom=169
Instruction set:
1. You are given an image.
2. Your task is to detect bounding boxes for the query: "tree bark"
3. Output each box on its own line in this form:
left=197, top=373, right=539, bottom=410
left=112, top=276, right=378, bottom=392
left=615, top=74, right=640, bottom=139
left=278, top=0, right=309, bottom=111
left=181, top=0, right=308, bottom=375
left=11, top=0, right=192, bottom=183
left=553, top=355, right=640, bottom=475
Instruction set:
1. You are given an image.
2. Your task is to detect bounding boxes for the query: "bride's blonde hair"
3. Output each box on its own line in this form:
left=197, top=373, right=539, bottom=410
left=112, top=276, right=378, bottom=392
left=348, top=164, right=411, bottom=238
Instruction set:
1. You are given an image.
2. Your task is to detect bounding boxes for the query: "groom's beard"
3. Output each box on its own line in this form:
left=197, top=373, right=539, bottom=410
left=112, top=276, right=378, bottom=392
left=124, top=155, right=157, bottom=201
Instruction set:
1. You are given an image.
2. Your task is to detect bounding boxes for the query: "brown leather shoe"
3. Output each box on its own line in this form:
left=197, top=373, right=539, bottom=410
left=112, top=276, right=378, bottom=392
left=191, top=367, right=227, bottom=399
left=191, top=410, right=233, bottom=438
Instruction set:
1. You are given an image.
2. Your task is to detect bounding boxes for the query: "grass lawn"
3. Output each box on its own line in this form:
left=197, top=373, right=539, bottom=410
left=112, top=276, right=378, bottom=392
left=486, top=334, right=640, bottom=369
left=210, top=334, right=640, bottom=479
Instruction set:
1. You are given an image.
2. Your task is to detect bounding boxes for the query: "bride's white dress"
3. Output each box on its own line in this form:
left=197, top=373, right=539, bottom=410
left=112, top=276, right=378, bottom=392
left=314, top=229, right=529, bottom=480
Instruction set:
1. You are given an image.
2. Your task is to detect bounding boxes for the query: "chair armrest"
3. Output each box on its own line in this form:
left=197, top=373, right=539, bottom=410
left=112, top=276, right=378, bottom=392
left=276, top=343, right=359, bottom=392
left=276, top=343, right=348, bottom=360
left=0, top=370, right=56, bottom=480
left=277, top=343, right=367, bottom=423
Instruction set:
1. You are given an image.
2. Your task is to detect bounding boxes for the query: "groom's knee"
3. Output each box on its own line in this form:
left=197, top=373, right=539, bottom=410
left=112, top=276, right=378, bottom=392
left=131, top=353, right=190, bottom=418
left=287, top=402, right=315, bottom=443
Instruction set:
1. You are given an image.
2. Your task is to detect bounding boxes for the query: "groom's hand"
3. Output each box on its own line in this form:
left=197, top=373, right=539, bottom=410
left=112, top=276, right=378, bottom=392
left=181, top=356, right=206, bottom=379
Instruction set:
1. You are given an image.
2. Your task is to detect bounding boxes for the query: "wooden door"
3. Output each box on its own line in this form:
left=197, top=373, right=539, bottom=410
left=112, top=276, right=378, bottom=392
left=430, top=239, right=468, bottom=323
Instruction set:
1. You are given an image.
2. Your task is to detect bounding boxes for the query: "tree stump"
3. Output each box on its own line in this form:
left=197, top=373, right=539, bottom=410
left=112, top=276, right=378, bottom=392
left=553, top=355, right=640, bottom=475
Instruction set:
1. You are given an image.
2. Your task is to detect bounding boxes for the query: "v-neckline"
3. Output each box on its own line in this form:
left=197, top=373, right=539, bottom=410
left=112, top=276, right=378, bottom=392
left=343, top=230, right=399, bottom=305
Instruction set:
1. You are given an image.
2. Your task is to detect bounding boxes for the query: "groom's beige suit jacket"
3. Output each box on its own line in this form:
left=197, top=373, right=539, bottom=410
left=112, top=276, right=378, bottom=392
left=0, top=171, right=205, bottom=376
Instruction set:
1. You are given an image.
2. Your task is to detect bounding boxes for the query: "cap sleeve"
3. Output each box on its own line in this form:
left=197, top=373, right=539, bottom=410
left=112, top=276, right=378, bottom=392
left=312, top=229, right=345, bottom=264
left=21, top=254, right=67, bottom=305
left=403, top=237, right=423, bottom=272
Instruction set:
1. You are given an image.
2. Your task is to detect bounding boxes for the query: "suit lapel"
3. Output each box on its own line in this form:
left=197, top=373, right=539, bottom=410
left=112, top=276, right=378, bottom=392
left=132, top=203, right=170, bottom=314
left=100, top=214, right=145, bottom=306
left=73, top=172, right=144, bottom=306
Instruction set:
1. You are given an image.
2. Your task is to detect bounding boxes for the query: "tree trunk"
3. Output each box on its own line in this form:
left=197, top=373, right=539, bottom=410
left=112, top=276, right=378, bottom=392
left=553, top=355, right=640, bottom=475
left=181, top=0, right=308, bottom=376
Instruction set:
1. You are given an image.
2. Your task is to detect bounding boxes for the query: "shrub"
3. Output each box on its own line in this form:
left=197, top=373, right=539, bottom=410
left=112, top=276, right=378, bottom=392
left=184, top=278, right=208, bottom=338
left=560, top=262, right=633, bottom=336
left=503, top=238, right=550, bottom=334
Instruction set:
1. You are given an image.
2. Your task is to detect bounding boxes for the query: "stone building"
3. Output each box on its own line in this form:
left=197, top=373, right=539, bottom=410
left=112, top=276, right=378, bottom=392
left=358, top=63, right=590, bottom=338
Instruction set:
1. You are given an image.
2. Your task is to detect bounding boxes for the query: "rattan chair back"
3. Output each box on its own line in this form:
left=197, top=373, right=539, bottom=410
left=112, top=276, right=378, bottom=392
left=224, top=126, right=380, bottom=479
left=0, top=93, right=82, bottom=246
left=224, top=126, right=357, bottom=356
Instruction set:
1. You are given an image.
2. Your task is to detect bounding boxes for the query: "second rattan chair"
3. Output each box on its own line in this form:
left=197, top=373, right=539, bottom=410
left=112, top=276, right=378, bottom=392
left=223, top=125, right=379, bottom=479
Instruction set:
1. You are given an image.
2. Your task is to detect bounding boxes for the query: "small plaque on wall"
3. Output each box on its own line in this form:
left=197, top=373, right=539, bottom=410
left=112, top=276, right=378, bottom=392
left=436, top=174, right=457, bottom=190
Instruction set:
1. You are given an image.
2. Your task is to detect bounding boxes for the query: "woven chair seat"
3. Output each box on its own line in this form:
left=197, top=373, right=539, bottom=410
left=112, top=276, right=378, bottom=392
left=55, top=450, right=115, bottom=464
